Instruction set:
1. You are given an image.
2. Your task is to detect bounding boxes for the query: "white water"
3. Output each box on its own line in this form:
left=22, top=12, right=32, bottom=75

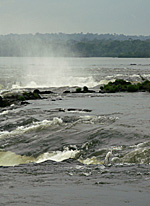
left=0, top=117, right=63, bottom=140
left=0, top=57, right=150, bottom=89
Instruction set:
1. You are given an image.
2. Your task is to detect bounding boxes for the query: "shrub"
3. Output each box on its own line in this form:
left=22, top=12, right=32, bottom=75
left=76, top=87, right=82, bottom=93
left=83, top=86, right=89, bottom=92
left=18, top=95, right=26, bottom=101
left=141, top=80, right=150, bottom=91
left=103, top=85, right=117, bottom=93
left=33, top=92, right=39, bottom=99
left=127, top=85, right=139, bottom=92
left=114, top=79, right=131, bottom=86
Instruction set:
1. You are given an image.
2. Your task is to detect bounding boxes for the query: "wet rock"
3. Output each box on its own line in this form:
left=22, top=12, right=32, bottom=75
left=20, top=101, right=30, bottom=105
left=63, top=90, right=70, bottom=93
left=0, top=96, right=10, bottom=107
left=73, top=86, right=95, bottom=93
left=0, top=91, right=41, bottom=107
left=33, top=89, right=53, bottom=94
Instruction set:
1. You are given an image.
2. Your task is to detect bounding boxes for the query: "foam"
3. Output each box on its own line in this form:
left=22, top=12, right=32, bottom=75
left=0, top=110, right=9, bottom=116
left=36, top=148, right=79, bottom=163
left=0, top=147, right=79, bottom=166
left=79, top=115, right=119, bottom=124
left=0, top=117, right=63, bottom=140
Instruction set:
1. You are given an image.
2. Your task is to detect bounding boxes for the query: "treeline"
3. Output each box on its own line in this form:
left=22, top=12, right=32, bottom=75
left=71, top=39, right=150, bottom=57
left=0, top=33, right=150, bottom=57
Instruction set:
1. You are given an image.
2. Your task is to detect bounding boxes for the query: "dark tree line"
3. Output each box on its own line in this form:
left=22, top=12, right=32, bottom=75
left=0, top=33, right=150, bottom=57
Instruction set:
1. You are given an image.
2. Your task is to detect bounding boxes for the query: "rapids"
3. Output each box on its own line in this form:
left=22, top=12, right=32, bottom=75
left=0, top=57, right=150, bottom=206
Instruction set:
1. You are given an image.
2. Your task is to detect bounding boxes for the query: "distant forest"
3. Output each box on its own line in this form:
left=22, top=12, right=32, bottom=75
left=0, top=33, right=150, bottom=57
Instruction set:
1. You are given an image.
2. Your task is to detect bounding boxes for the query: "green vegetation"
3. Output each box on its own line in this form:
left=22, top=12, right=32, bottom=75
left=100, top=79, right=150, bottom=93
left=17, top=95, right=26, bottom=101
left=75, top=86, right=95, bottom=93
left=71, top=39, right=150, bottom=57
left=0, top=91, right=42, bottom=107
left=0, top=33, right=150, bottom=57
left=76, top=87, right=82, bottom=93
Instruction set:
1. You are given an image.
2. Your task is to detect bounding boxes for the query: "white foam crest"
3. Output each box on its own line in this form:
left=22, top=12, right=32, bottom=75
left=0, top=117, right=63, bottom=139
left=99, top=79, right=115, bottom=85
left=0, top=151, right=34, bottom=167
left=11, top=76, right=97, bottom=88
left=36, top=148, right=79, bottom=163
left=79, top=156, right=104, bottom=165
left=121, top=147, right=150, bottom=164
left=0, top=110, right=9, bottom=116
left=79, top=115, right=119, bottom=124
left=0, top=147, right=79, bottom=167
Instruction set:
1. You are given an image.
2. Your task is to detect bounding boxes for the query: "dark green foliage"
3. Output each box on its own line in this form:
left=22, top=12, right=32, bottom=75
left=33, top=92, right=39, bottom=99
left=113, top=79, right=131, bottom=86
left=76, top=87, right=82, bottom=93
left=83, top=86, right=89, bottom=92
left=0, top=34, right=150, bottom=57
left=75, top=86, right=94, bottom=93
left=17, top=95, right=26, bottom=101
left=142, top=80, right=150, bottom=92
left=102, top=79, right=131, bottom=93
left=101, top=79, right=150, bottom=93
left=127, top=85, right=139, bottom=92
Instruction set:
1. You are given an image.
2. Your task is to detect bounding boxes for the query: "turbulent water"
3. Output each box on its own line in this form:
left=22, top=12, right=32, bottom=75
left=0, top=57, right=150, bottom=206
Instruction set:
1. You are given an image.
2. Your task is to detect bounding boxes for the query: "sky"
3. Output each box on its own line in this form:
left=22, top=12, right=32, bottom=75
left=0, top=0, right=150, bottom=35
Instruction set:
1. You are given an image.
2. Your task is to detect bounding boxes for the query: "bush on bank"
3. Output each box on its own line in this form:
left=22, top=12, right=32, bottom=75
left=100, top=79, right=150, bottom=93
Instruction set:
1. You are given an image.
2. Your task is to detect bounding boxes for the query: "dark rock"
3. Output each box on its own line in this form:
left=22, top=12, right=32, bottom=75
left=33, top=89, right=40, bottom=94
left=40, top=91, right=53, bottom=94
left=63, top=90, right=70, bottom=93
left=0, top=96, right=10, bottom=107
left=34, top=89, right=53, bottom=94
left=21, top=101, right=30, bottom=105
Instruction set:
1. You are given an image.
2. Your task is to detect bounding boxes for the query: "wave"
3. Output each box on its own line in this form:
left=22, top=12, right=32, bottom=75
left=0, top=140, right=149, bottom=167
left=36, top=147, right=79, bottom=164
left=0, top=110, right=9, bottom=116
left=79, top=142, right=150, bottom=166
left=0, top=117, right=63, bottom=140
left=0, top=147, right=79, bottom=167
left=11, top=76, right=98, bottom=89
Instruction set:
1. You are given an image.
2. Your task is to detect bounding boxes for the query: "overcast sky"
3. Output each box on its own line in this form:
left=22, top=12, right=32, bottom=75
left=0, top=0, right=149, bottom=35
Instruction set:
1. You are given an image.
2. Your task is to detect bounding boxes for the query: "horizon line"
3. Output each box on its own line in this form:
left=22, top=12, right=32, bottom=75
left=0, top=32, right=149, bottom=37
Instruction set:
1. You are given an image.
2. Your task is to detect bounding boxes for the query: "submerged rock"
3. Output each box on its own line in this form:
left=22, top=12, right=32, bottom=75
left=34, top=89, right=53, bottom=94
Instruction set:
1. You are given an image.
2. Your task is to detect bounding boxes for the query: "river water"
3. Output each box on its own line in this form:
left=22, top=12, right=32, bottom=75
left=0, top=57, right=150, bottom=205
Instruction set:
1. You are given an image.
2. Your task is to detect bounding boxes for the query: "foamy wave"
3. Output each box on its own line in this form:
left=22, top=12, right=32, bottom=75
left=79, top=115, right=119, bottom=124
left=79, top=156, right=104, bottom=165
left=11, top=76, right=98, bottom=89
left=36, top=148, right=79, bottom=163
left=0, top=110, right=9, bottom=116
left=0, top=147, right=79, bottom=166
left=120, top=147, right=150, bottom=164
left=0, top=117, right=63, bottom=139
left=99, top=79, right=115, bottom=85
left=0, top=151, right=34, bottom=166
